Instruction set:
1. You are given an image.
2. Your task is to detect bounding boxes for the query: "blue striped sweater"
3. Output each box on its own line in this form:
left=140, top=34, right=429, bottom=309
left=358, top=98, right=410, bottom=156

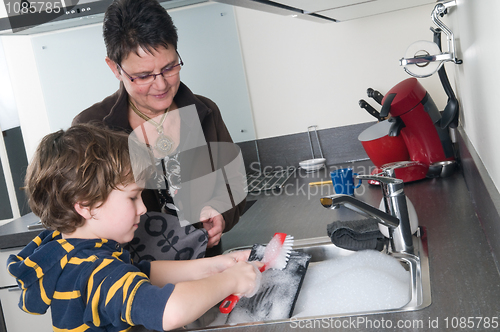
left=7, top=230, right=174, bottom=331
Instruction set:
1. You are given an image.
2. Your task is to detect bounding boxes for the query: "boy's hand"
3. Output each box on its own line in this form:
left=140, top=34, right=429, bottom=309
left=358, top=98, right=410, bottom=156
left=226, top=249, right=252, bottom=263
left=224, top=261, right=262, bottom=298
left=210, top=250, right=264, bottom=275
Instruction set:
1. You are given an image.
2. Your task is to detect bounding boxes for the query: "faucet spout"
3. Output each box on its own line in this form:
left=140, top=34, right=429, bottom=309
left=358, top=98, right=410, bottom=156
left=321, top=183, right=415, bottom=255
left=321, top=195, right=399, bottom=229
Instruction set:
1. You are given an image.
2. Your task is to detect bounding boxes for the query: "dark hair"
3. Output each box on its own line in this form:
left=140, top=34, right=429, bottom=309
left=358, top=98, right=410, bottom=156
left=25, top=123, right=143, bottom=233
left=103, top=0, right=178, bottom=65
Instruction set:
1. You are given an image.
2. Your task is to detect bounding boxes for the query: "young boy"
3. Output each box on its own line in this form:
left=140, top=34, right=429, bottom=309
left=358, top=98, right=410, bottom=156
left=7, top=124, right=261, bottom=331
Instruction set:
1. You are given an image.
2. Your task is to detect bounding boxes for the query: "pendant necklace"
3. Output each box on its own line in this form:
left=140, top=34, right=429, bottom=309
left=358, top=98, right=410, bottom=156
left=129, top=100, right=174, bottom=157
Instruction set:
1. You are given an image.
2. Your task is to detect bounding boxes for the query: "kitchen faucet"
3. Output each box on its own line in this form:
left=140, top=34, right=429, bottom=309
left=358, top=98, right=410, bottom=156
left=320, top=172, right=414, bottom=255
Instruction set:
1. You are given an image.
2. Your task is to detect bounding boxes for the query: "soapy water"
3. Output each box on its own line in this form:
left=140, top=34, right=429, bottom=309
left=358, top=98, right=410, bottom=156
left=293, top=250, right=410, bottom=317
left=226, top=268, right=300, bottom=325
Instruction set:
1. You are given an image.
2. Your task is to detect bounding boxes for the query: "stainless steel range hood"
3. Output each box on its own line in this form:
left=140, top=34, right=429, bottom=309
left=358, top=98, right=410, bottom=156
left=212, top=0, right=438, bottom=23
left=212, top=0, right=337, bottom=23
left=0, top=0, right=208, bottom=35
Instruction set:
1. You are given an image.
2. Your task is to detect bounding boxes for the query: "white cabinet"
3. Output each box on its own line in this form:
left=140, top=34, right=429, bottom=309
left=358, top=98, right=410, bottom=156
left=0, top=248, right=19, bottom=288
left=304, top=0, right=438, bottom=22
left=215, top=0, right=437, bottom=22
left=0, top=248, right=52, bottom=332
left=0, top=288, right=52, bottom=332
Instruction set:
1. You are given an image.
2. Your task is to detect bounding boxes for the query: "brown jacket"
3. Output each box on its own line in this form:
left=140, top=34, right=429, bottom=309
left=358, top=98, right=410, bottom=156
left=72, top=82, right=245, bottom=232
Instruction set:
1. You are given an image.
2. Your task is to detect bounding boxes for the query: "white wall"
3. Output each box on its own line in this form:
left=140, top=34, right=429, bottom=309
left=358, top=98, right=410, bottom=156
left=233, top=3, right=454, bottom=139
left=1, top=35, right=51, bottom=160
left=448, top=0, right=500, bottom=192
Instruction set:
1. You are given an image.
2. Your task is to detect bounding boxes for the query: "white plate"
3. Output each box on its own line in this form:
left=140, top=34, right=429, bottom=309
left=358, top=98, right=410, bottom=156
left=300, top=163, right=325, bottom=173
left=299, top=158, right=326, bottom=167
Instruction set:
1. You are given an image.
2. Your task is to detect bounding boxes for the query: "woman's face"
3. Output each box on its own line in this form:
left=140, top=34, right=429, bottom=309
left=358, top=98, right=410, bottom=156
left=109, top=45, right=181, bottom=116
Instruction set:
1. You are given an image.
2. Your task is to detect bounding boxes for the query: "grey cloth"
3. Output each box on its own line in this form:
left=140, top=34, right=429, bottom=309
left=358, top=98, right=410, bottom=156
left=124, top=211, right=208, bottom=261
left=327, top=218, right=387, bottom=251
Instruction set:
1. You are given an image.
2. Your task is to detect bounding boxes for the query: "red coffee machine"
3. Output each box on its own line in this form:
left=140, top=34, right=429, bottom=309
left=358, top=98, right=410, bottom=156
left=360, top=77, right=455, bottom=182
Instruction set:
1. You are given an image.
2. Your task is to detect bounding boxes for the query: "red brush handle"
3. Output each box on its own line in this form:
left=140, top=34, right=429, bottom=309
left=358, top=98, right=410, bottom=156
left=219, top=294, right=240, bottom=314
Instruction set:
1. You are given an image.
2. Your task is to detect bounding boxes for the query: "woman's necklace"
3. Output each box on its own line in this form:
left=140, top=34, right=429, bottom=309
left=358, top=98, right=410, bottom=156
left=129, top=100, right=174, bottom=156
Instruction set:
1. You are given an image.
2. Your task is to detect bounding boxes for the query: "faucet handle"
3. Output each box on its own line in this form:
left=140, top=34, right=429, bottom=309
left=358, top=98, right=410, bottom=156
left=381, top=161, right=427, bottom=178
left=356, top=174, right=403, bottom=185
left=356, top=174, right=405, bottom=198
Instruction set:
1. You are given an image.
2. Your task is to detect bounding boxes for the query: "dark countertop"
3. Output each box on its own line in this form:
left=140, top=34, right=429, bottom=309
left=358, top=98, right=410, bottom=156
left=3, top=160, right=500, bottom=331
left=0, top=212, right=41, bottom=250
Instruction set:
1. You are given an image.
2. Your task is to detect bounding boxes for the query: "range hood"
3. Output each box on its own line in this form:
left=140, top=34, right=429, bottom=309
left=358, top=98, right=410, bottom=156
left=213, top=0, right=438, bottom=23
left=0, top=0, right=208, bottom=35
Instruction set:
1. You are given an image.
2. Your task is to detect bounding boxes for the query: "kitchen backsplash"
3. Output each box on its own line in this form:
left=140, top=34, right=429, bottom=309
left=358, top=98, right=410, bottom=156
left=237, top=122, right=374, bottom=173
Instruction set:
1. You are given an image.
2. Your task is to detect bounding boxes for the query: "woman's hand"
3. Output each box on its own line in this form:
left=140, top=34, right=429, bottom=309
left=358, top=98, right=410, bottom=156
left=199, top=205, right=225, bottom=248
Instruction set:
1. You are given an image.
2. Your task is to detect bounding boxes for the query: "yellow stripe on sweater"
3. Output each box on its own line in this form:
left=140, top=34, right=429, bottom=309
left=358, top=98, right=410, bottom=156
left=118, top=327, right=132, bottom=332
left=60, top=255, right=68, bottom=269
left=105, top=272, right=133, bottom=306
left=122, top=274, right=135, bottom=304
left=52, top=323, right=90, bottom=332
left=68, top=256, right=98, bottom=265
left=91, top=281, right=104, bottom=326
left=17, top=278, right=25, bottom=289
left=7, top=257, right=23, bottom=278
left=86, top=259, right=113, bottom=303
left=21, top=288, right=28, bottom=312
left=39, top=277, right=51, bottom=305
left=19, top=288, right=43, bottom=315
left=125, top=279, right=148, bottom=325
left=33, top=235, right=43, bottom=246
left=23, top=258, right=43, bottom=279
left=94, top=239, right=108, bottom=248
left=112, top=250, right=123, bottom=261
left=57, top=239, right=75, bottom=253
left=104, top=272, right=148, bottom=306
left=53, top=290, right=81, bottom=300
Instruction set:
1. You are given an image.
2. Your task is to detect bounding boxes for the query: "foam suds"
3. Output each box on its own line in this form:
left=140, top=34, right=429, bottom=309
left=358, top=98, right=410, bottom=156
left=293, top=250, right=410, bottom=317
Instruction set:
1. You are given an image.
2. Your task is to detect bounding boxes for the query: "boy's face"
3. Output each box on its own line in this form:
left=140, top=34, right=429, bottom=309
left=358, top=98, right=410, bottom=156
left=88, top=182, right=146, bottom=244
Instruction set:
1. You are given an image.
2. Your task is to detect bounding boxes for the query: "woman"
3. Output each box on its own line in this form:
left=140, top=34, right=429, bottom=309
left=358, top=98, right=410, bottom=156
left=72, top=0, right=246, bottom=257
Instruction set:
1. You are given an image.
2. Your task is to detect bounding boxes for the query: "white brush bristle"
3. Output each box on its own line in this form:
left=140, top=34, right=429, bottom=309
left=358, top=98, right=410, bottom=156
left=270, top=235, right=294, bottom=270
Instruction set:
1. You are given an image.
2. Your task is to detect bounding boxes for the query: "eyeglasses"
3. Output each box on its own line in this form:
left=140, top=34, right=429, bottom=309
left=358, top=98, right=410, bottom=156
left=117, top=52, right=183, bottom=85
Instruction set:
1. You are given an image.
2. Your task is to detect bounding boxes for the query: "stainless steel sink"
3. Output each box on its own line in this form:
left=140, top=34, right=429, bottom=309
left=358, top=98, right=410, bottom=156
left=185, top=228, right=431, bottom=330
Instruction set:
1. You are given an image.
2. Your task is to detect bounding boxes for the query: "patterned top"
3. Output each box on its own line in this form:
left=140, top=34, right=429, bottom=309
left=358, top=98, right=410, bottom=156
left=156, top=151, right=181, bottom=215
